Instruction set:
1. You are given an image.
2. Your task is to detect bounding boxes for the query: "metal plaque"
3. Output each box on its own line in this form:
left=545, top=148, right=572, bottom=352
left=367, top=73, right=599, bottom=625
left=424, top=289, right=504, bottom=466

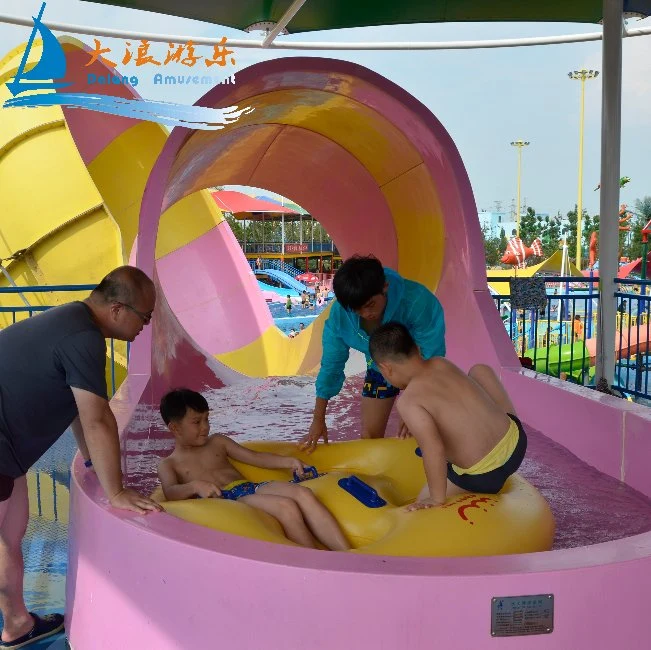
left=491, top=594, right=554, bottom=637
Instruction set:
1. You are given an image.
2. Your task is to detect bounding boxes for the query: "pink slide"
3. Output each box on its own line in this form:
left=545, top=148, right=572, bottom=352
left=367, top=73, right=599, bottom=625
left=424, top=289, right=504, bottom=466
left=65, top=57, right=651, bottom=649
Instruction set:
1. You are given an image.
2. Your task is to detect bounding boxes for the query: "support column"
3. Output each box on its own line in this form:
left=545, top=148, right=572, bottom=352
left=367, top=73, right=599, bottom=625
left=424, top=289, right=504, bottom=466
left=595, top=0, right=623, bottom=390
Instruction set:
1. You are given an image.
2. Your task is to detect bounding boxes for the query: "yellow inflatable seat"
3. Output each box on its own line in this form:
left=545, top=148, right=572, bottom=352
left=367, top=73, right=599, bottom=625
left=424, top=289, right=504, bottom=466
left=157, top=439, right=555, bottom=557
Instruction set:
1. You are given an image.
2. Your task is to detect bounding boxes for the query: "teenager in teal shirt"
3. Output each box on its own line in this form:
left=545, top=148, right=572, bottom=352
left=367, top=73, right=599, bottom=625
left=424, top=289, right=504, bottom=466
left=300, top=256, right=446, bottom=452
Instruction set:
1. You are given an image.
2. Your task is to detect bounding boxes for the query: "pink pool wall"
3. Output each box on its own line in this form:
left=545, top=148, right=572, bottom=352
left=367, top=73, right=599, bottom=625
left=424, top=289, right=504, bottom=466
left=66, top=57, right=651, bottom=649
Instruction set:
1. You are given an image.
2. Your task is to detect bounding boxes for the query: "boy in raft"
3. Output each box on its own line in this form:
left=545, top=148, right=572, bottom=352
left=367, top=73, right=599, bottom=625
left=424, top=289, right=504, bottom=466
left=157, top=389, right=349, bottom=551
left=368, top=322, right=527, bottom=512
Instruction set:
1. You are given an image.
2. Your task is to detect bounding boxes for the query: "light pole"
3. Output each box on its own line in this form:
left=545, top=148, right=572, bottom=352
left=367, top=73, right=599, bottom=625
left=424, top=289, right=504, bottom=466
left=510, top=140, right=529, bottom=237
left=568, top=68, right=599, bottom=270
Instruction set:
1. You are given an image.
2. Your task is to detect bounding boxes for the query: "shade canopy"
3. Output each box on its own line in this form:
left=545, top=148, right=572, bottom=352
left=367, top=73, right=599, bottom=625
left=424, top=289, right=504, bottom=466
left=83, top=0, right=651, bottom=32
left=212, top=190, right=303, bottom=221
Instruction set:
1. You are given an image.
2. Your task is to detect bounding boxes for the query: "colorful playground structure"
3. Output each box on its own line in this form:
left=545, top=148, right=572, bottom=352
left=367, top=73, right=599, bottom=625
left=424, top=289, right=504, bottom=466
left=4, top=30, right=651, bottom=650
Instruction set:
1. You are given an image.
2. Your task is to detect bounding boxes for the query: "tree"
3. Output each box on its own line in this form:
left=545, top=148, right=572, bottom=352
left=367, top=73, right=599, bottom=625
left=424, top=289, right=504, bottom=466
left=499, top=227, right=508, bottom=257
left=224, top=213, right=244, bottom=241
left=518, top=206, right=539, bottom=245
left=565, top=206, right=578, bottom=261
left=540, top=214, right=562, bottom=258
left=482, top=225, right=502, bottom=266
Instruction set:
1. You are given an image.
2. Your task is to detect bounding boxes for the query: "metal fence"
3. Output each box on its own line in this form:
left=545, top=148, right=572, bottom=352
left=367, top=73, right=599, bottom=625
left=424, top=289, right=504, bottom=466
left=488, top=275, right=651, bottom=402
left=0, top=284, right=125, bottom=397
left=2, top=280, right=650, bottom=402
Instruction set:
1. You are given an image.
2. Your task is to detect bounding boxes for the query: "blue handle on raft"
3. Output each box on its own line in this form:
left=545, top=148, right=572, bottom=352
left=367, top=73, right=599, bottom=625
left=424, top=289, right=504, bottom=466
left=415, top=447, right=422, bottom=457
left=292, top=465, right=320, bottom=482
left=338, top=475, right=386, bottom=508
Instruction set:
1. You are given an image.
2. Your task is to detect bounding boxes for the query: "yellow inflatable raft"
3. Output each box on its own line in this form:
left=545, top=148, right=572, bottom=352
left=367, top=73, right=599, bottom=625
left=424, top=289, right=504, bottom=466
left=158, top=439, right=555, bottom=557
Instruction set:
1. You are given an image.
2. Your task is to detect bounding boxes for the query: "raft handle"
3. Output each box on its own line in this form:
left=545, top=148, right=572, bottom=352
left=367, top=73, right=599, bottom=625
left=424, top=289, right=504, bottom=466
left=292, top=465, right=320, bottom=483
left=338, top=475, right=386, bottom=508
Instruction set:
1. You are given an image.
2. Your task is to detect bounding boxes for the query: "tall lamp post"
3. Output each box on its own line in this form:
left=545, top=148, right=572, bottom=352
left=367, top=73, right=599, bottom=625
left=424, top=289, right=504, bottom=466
left=510, top=140, right=530, bottom=237
left=568, top=68, right=599, bottom=270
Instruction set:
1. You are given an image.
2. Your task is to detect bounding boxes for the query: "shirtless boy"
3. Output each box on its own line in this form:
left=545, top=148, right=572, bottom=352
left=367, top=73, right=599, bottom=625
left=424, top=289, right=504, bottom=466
left=368, top=322, right=527, bottom=511
left=157, top=389, right=349, bottom=550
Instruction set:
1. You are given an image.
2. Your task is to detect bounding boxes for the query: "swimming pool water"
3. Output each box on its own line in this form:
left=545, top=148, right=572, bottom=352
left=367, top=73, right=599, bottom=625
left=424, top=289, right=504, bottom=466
left=266, top=299, right=330, bottom=334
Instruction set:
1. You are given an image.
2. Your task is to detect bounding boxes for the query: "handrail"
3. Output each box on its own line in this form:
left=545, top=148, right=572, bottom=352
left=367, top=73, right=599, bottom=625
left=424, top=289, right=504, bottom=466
left=0, top=284, right=96, bottom=293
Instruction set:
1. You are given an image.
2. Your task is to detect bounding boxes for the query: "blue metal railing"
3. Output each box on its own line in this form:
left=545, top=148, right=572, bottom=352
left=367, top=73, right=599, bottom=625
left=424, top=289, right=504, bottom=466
left=488, top=275, right=651, bottom=402
left=253, top=258, right=302, bottom=277
left=0, top=284, right=124, bottom=396
left=3, top=280, right=650, bottom=402
left=614, top=278, right=651, bottom=400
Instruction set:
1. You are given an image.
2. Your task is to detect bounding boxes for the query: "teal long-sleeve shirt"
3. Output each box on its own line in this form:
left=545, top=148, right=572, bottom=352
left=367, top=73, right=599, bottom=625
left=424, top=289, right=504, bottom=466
left=315, top=268, right=446, bottom=400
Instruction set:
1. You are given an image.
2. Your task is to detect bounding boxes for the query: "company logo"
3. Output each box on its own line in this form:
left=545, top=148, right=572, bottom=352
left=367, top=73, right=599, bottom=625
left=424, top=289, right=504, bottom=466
left=4, top=3, right=251, bottom=130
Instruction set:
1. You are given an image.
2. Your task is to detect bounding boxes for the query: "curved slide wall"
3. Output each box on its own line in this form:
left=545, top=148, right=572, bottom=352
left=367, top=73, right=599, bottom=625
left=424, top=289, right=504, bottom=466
left=0, top=37, right=267, bottom=386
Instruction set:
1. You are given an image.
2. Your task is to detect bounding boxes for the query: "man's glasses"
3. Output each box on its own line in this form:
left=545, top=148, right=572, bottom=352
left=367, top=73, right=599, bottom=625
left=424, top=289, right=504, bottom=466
left=119, top=302, right=153, bottom=324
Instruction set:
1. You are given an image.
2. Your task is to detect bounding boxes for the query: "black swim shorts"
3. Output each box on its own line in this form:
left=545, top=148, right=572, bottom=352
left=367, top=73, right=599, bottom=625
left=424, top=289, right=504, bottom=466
left=0, top=474, right=15, bottom=503
left=362, top=368, right=400, bottom=399
left=446, top=413, right=527, bottom=494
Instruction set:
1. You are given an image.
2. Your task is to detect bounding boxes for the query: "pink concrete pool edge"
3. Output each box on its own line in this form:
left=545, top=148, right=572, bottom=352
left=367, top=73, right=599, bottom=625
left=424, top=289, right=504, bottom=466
left=65, top=371, right=651, bottom=650
left=62, top=55, right=651, bottom=649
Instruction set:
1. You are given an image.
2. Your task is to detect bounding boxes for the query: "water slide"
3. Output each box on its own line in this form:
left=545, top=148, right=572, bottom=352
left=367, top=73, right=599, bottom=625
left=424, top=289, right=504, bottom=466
left=8, top=44, right=649, bottom=648
left=254, top=268, right=309, bottom=293
left=0, top=37, right=250, bottom=388
left=256, top=279, right=300, bottom=301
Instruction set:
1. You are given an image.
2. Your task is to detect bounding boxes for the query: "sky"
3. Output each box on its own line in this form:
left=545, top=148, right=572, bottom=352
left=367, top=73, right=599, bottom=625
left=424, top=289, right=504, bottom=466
left=1, top=0, right=651, bottom=220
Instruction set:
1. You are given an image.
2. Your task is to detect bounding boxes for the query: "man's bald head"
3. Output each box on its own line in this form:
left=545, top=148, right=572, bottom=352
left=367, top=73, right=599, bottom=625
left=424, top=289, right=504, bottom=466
left=91, top=266, right=154, bottom=306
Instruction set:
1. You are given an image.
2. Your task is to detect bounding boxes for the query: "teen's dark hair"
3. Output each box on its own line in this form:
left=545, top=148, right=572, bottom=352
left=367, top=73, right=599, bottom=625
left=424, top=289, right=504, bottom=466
left=332, top=255, right=386, bottom=310
left=160, top=388, right=209, bottom=425
left=369, top=322, right=418, bottom=364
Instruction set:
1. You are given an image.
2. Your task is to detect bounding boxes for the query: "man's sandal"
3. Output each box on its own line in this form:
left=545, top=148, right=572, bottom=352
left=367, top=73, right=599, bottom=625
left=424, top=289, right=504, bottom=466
left=0, top=613, right=64, bottom=649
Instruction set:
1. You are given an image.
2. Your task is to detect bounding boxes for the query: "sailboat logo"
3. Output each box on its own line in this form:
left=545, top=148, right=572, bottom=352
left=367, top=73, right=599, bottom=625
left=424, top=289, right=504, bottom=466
left=4, top=2, right=252, bottom=130
left=6, top=3, right=72, bottom=97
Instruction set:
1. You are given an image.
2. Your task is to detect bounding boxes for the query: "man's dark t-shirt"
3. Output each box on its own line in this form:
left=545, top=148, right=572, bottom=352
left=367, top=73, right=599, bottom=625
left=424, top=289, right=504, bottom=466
left=0, top=302, right=108, bottom=477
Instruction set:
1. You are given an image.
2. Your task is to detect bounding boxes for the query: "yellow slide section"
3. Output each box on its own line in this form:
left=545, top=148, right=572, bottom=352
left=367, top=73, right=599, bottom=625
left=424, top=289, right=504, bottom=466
left=0, top=39, right=224, bottom=390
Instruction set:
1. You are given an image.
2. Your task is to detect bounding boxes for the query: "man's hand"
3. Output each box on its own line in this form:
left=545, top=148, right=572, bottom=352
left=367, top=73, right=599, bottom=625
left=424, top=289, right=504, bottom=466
left=191, top=480, right=222, bottom=498
left=298, top=419, right=328, bottom=454
left=405, top=497, right=443, bottom=512
left=109, top=488, right=163, bottom=514
left=396, top=417, right=412, bottom=439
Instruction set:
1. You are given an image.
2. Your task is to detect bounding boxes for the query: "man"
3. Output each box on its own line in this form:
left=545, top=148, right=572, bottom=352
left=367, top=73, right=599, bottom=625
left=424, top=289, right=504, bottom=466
left=299, top=255, right=445, bottom=453
left=0, top=266, right=162, bottom=648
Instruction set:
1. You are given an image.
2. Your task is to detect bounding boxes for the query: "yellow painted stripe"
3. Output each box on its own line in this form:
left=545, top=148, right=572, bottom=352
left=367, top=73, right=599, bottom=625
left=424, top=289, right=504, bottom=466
left=216, top=304, right=331, bottom=377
